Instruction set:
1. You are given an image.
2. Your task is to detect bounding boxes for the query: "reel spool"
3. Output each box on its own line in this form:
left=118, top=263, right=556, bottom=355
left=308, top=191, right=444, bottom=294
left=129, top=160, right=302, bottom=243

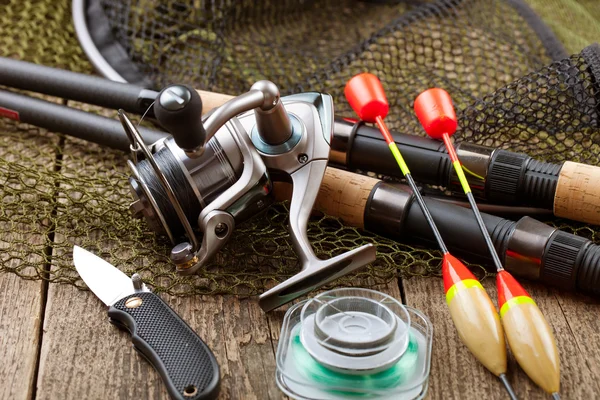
left=276, top=288, right=433, bottom=399
left=120, top=81, right=377, bottom=311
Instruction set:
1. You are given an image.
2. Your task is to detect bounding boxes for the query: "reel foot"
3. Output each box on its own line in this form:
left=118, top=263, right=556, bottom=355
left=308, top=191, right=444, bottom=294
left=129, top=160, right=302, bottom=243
left=258, top=243, right=376, bottom=312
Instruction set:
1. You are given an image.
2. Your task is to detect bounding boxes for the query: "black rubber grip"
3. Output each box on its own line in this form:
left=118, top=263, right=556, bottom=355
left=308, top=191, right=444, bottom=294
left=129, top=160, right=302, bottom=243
left=365, top=183, right=600, bottom=296
left=522, top=159, right=560, bottom=209
left=0, top=89, right=167, bottom=150
left=346, top=122, right=563, bottom=211
left=485, top=150, right=529, bottom=204
left=347, top=123, right=451, bottom=186
left=0, top=56, right=158, bottom=115
left=365, top=183, right=514, bottom=266
left=541, top=231, right=586, bottom=290
left=108, top=292, right=220, bottom=400
left=541, top=230, right=600, bottom=296
left=486, top=151, right=560, bottom=208
left=577, top=241, right=600, bottom=296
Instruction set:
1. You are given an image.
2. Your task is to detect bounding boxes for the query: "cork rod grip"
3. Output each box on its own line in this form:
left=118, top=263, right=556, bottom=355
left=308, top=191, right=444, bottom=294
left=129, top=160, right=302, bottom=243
left=554, top=161, right=600, bottom=225
left=273, top=168, right=379, bottom=229
left=197, top=90, right=233, bottom=115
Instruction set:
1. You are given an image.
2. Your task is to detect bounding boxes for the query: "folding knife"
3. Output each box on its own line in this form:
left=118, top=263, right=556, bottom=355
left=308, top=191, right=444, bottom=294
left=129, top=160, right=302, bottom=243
left=72, top=246, right=220, bottom=400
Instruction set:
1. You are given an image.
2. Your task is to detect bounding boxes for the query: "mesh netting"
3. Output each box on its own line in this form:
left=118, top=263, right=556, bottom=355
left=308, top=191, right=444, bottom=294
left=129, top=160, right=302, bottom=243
left=1, top=0, right=600, bottom=296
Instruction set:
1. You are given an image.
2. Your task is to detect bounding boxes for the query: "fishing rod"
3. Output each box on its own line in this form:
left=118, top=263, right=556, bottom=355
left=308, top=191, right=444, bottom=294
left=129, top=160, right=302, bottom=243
left=1, top=60, right=600, bottom=299
left=1, top=56, right=600, bottom=225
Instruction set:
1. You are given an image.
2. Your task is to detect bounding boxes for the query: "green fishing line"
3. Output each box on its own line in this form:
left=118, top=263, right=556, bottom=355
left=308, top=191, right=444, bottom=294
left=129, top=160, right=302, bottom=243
left=291, top=330, right=419, bottom=395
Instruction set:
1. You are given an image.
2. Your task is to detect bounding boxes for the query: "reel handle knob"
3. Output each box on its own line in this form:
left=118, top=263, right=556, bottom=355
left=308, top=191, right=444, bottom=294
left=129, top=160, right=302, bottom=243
left=344, top=73, right=389, bottom=123
left=154, top=84, right=207, bottom=154
left=414, top=88, right=458, bottom=139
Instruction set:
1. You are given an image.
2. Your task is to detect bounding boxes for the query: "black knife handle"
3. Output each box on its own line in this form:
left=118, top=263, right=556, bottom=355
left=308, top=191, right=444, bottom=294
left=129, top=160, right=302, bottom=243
left=108, top=292, right=220, bottom=400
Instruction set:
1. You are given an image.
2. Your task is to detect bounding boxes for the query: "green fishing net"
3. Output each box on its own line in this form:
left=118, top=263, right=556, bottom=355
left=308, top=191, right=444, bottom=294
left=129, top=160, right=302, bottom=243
left=1, top=0, right=600, bottom=296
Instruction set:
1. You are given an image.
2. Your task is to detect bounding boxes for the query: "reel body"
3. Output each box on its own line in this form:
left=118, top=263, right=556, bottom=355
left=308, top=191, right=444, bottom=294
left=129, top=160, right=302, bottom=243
left=122, top=82, right=376, bottom=311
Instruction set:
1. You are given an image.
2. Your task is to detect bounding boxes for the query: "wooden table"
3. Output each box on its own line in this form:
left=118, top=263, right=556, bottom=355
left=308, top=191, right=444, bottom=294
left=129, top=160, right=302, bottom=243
left=1, top=116, right=600, bottom=400
left=2, top=261, right=600, bottom=399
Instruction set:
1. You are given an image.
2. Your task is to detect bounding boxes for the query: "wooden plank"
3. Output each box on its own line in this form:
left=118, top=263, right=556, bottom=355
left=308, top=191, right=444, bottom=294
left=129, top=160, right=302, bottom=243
left=0, top=274, right=45, bottom=400
left=35, top=285, right=281, bottom=399
left=0, top=114, right=60, bottom=399
left=402, top=275, right=599, bottom=399
left=36, top=280, right=400, bottom=400
left=36, top=212, right=402, bottom=399
left=553, top=291, right=600, bottom=398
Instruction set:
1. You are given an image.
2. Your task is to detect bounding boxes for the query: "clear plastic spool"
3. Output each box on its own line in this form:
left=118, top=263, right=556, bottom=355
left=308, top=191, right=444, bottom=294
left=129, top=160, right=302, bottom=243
left=300, top=288, right=410, bottom=373
left=276, top=288, right=433, bottom=399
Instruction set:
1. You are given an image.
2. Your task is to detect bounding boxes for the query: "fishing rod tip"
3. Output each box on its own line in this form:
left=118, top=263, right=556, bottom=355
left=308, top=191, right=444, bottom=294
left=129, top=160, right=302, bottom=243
left=498, top=374, right=519, bottom=400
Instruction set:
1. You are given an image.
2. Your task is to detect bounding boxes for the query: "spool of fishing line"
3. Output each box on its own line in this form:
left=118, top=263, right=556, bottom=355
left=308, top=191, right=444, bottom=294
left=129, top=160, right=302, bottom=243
left=130, top=137, right=242, bottom=239
left=276, top=288, right=433, bottom=399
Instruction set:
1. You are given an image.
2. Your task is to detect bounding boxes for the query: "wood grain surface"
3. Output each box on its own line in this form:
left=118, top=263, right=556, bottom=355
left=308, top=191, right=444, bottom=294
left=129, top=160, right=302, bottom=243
left=403, top=276, right=600, bottom=399
left=2, top=103, right=600, bottom=400
left=0, top=274, right=45, bottom=400
left=5, top=262, right=600, bottom=399
left=0, top=119, right=59, bottom=400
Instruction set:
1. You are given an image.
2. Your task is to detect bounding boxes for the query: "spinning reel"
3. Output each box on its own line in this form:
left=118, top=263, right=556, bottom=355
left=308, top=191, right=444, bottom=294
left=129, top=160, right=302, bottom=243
left=120, top=81, right=377, bottom=311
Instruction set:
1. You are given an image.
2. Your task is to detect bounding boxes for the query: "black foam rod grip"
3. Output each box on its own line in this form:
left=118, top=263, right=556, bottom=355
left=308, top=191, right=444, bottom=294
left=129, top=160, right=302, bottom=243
left=0, top=56, right=158, bottom=115
left=108, top=292, right=220, bottom=400
left=0, top=89, right=167, bottom=150
left=341, top=121, right=452, bottom=186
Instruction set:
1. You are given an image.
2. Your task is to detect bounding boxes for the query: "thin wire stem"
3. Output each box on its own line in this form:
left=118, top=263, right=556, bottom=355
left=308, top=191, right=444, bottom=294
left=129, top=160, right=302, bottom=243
left=465, top=191, right=504, bottom=272
left=405, top=173, right=449, bottom=254
left=498, top=374, right=518, bottom=400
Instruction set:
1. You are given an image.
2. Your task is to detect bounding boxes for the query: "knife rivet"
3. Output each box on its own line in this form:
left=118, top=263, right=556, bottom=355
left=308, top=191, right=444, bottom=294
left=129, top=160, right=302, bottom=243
left=125, top=297, right=143, bottom=309
left=183, top=385, right=198, bottom=397
left=131, top=273, right=144, bottom=291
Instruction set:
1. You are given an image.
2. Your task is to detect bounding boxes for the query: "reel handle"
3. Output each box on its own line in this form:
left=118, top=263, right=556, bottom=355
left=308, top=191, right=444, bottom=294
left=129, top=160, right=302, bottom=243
left=154, top=84, right=207, bottom=156
left=258, top=159, right=376, bottom=312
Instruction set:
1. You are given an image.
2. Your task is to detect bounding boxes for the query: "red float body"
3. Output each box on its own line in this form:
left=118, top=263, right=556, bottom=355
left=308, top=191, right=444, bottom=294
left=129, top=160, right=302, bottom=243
left=414, top=88, right=458, bottom=139
left=344, top=73, right=389, bottom=123
left=496, top=270, right=531, bottom=308
left=442, top=253, right=477, bottom=293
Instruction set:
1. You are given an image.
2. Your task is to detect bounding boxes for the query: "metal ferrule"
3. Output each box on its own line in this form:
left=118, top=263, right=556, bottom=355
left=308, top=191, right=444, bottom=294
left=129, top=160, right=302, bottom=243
left=449, top=142, right=495, bottom=197
left=330, top=118, right=358, bottom=166
left=504, top=216, right=557, bottom=280
left=364, top=182, right=412, bottom=236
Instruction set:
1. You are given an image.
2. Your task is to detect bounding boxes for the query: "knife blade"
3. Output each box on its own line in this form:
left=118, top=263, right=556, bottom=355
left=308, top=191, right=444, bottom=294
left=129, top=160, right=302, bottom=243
left=72, top=246, right=220, bottom=400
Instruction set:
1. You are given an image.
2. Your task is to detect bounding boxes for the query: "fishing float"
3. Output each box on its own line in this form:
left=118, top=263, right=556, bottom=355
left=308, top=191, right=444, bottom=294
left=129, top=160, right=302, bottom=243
left=344, top=73, right=517, bottom=400
left=414, top=87, right=561, bottom=399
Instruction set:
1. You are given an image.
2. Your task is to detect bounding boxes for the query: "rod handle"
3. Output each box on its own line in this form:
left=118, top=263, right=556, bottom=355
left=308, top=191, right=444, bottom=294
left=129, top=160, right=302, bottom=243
left=0, top=56, right=156, bottom=115
left=0, top=89, right=166, bottom=150
left=554, top=161, right=600, bottom=225
left=273, top=168, right=378, bottom=229
left=196, top=90, right=233, bottom=115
